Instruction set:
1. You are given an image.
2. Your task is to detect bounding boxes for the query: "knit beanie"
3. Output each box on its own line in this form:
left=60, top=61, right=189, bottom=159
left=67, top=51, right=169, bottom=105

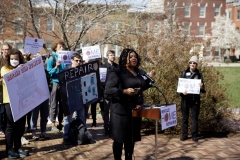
left=188, top=56, right=198, bottom=64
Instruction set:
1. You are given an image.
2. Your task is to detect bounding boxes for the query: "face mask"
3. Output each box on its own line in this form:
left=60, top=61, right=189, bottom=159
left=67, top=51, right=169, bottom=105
left=10, top=59, right=19, bottom=67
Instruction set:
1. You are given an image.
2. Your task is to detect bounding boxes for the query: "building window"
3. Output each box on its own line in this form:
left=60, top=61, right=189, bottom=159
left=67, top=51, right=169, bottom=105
left=111, top=22, right=117, bottom=30
left=75, top=19, right=82, bottom=32
left=214, top=46, right=220, bottom=56
left=184, top=5, right=190, bottom=17
left=199, top=24, right=205, bottom=36
left=16, top=42, right=23, bottom=49
left=237, top=10, right=240, bottom=19
left=205, top=45, right=211, bottom=56
left=229, top=11, right=232, bottom=19
left=92, top=23, right=97, bottom=30
left=199, top=5, right=205, bottom=17
left=33, top=17, right=40, bottom=30
left=184, top=24, right=190, bottom=35
left=46, top=17, right=53, bottom=32
left=102, top=21, right=107, bottom=30
left=15, top=18, right=23, bottom=35
left=0, top=19, right=3, bottom=34
left=111, top=44, right=122, bottom=57
left=46, top=41, right=53, bottom=51
left=214, top=5, right=220, bottom=17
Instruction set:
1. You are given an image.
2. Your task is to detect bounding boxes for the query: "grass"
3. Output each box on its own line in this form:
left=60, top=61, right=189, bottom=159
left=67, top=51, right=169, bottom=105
left=215, top=67, right=240, bottom=108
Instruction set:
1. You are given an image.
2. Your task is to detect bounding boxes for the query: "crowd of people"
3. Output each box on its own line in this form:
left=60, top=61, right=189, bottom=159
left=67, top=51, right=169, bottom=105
left=0, top=39, right=205, bottom=160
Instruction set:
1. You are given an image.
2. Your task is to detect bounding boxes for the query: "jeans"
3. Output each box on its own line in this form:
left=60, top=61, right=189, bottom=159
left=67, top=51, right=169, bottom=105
left=63, top=106, right=85, bottom=139
left=0, top=104, right=5, bottom=132
left=31, top=99, right=49, bottom=133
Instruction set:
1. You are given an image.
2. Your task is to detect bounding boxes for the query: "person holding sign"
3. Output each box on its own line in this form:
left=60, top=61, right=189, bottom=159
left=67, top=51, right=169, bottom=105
left=180, top=56, right=206, bottom=142
left=1, top=49, right=29, bottom=158
left=46, top=40, right=66, bottom=132
left=105, top=48, right=155, bottom=160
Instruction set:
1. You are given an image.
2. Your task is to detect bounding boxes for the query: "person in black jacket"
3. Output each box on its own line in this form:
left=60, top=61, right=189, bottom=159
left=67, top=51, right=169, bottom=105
left=180, top=56, right=206, bottom=142
left=105, top=48, right=155, bottom=160
left=101, top=50, right=118, bottom=134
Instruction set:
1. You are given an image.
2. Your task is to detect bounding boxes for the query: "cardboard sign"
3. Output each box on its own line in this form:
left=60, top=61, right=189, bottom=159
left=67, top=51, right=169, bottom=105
left=160, top=104, right=177, bottom=130
left=82, top=45, right=101, bottom=60
left=58, top=51, right=76, bottom=64
left=3, top=56, right=50, bottom=122
left=58, top=60, right=102, bottom=116
left=24, top=37, right=44, bottom=54
left=177, top=78, right=201, bottom=94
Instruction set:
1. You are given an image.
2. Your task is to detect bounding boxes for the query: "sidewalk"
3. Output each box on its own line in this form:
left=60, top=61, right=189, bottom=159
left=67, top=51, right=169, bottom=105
left=0, top=117, right=240, bottom=160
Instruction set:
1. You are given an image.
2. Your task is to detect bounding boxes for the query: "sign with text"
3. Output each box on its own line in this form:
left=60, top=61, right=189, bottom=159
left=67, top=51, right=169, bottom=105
left=99, top=68, right=107, bottom=82
left=58, top=60, right=102, bottom=116
left=58, top=51, right=76, bottom=64
left=177, top=78, right=201, bottom=94
left=24, top=37, right=44, bottom=54
left=82, top=45, right=101, bottom=61
left=160, top=104, right=177, bottom=130
left=3, top=56, right=50, bottom=122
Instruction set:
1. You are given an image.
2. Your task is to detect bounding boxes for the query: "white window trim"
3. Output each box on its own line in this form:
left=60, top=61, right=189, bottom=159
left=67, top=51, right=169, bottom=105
left=199, top=4, right=206, bottom=18
left=14, top=18, right=23, bottom=35
left=46, top=17, right=54, bottom=32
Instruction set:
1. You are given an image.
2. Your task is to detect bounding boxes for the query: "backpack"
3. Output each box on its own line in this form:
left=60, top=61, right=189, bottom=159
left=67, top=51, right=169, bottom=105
left=68, top=119, right=93, bottom=145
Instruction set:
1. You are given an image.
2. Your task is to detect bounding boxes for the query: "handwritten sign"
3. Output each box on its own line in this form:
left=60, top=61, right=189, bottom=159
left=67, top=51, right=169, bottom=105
left=24, top=37, right=44, bottom=54
left=160, top=104, right=177, bottom=130
left=3, top=56, right=50, bottom=122
left=177, top=78, right=201, bottom=94
left=58, top=61, right=102, bottom=116
left=99, top=68, right=107, bottom=82
left=82, top=45, right=101, bottom=61
left=58, top=51, right=76, bottom=64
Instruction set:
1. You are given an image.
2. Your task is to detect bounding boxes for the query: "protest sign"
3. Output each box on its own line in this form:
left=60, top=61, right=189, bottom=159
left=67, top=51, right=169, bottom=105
left=58, top=60, right=102, bottom=116
left=177, top=78, right=201, bottom=94
left=3, top=56, right=50, bottom=122
left=23, top=37, right=44, bottom=54
left=58, top=51, right=76, bottom=64
left=99, top=68, right=107, bottom=82
left=160, top=104, right=177, bottom=130
left=82, top=45, right=101, bottom=61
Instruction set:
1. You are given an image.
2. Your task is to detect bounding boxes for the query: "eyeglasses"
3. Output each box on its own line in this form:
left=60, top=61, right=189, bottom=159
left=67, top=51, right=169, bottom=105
left=74, top=60, right=83, bottom=63
left=2, top=49, right=9, bottom=51
left=189, top=62, right=197, bottom=65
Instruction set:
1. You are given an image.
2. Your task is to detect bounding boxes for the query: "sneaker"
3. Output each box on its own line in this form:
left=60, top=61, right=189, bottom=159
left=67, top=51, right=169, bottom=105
left=92, top=121, right=96, bottom=127
left=56, top=124, right=63, bottom=131
left=21, top=137, right=30, bottom=145
left=32, top=132, right=39, bottom=140
left=8, top=149, right=19, bottom=159
left=63, top=138, right=72, bottom=145
left=40, top=132, right=51, bottom=139
left=51, top=126, right=59, bottom=132
left=18, top=148, right=29, bottom=157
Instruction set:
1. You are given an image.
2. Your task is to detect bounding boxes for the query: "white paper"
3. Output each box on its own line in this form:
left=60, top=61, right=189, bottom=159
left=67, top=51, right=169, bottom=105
left=58, top=51, right=76, bottom=64
left=99, top=68, right=107, bottom=82
left=160, top=104, right=177, bottom=130
left=3, top=56, right=50, bottom=122
left=82, top=45, right=101, bottom=61
left=24, top=37, right=44, bottom=54
left=177, top=78, right=201, bottom=94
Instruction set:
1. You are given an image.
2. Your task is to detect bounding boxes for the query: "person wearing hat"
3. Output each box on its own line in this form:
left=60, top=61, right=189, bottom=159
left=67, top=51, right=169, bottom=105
left=179, top=56, right=206, bottom=142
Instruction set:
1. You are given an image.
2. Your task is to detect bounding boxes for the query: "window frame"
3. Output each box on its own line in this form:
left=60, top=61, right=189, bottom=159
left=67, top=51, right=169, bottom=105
left=198, top=24, right=205, bottom=36
left=184, top=5, right=190, bottom=17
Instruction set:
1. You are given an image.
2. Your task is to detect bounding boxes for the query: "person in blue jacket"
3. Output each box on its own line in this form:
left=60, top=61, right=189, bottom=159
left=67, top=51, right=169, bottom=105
left=46, top=39, right=66, bottom=132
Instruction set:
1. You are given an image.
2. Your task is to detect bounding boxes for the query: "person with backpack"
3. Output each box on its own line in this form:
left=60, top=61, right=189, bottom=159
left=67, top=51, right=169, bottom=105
left=30, top=55, right=51, bottom=140
left=46, top=40, right=66, bottom=132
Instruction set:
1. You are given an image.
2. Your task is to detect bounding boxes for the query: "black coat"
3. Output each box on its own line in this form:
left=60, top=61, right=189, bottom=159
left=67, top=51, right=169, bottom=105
left=105, top=68, right=152, bottom=142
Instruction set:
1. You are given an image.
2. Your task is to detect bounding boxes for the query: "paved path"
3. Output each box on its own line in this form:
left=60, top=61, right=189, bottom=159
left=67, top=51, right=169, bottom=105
left=206, top=62, right=240, bottom=67
left=0, top=117, right=240, bottom=160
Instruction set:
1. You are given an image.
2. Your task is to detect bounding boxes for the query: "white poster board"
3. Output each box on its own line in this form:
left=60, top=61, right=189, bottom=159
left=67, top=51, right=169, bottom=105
left=160, top=104, right=177, bottom=130
left=99, top=68, right=107, bottom=82
left=58, top=51, right=76, bottom=64
left=3, top=56, right=50, bottom=122
left=24, top=37, right=44, bottom=54
left=177, top=78, right=201, bottom=94
left=82, top=45, right=101, bottom=61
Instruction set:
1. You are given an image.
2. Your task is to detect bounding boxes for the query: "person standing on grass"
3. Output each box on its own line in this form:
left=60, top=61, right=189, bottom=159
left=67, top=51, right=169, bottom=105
left=179, top=56, right=206, bottom=142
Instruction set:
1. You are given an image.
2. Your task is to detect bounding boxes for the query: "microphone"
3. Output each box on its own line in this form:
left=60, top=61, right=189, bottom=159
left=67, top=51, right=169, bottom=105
left=144, top=72, right=156, bottom=86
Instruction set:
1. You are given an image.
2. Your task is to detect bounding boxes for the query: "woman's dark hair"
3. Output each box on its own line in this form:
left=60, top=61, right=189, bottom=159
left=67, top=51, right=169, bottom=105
left=119, top=48, right=141, bottom=70
left=4, top=48, right=25, bottom=69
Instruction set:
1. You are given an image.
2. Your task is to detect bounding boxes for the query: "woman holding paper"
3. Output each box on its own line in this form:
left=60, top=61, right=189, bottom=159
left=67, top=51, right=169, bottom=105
left=1, top=49, right=29, bottom=158
left=180, top=56, right=206, bottom=142
left=104, top=48, right=155, bottom=160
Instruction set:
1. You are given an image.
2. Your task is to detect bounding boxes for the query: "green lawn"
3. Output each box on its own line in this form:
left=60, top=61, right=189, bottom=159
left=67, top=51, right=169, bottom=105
left=215, top=67, right=240, bottom=108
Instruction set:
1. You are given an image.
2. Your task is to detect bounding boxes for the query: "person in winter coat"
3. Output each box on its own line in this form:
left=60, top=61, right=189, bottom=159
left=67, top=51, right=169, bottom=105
left=180, top=56, right=206, bottom=142
left=105, top=48, right=155, bottom=160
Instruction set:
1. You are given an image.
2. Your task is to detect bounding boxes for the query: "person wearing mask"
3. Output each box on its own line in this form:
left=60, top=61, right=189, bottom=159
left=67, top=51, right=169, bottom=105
left=180, top=56, right=206, bottom=142
left=0, top=42, right=12, bottom=138
left=101, top=50, right=118, bottom=135
left=105, top=48, right=155, bottom=160
left=62, top=53, right=86, bottom=145
left=46, top=40, right=66, bottom=132
left=1, top=49, right=29, bottom=158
